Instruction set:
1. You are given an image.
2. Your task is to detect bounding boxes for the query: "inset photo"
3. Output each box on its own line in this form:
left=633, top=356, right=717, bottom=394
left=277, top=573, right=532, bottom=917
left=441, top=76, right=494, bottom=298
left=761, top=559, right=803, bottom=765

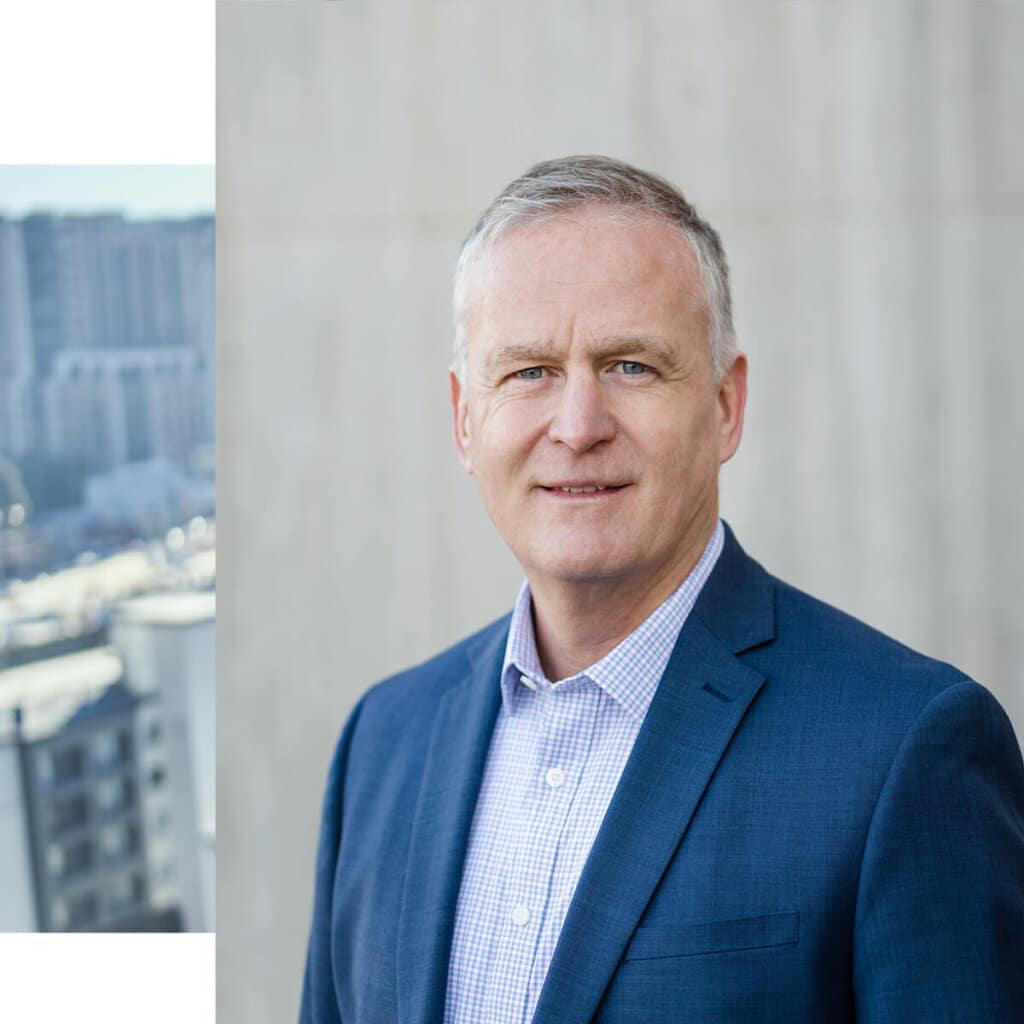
left=0, top=165, right=214, bottom=933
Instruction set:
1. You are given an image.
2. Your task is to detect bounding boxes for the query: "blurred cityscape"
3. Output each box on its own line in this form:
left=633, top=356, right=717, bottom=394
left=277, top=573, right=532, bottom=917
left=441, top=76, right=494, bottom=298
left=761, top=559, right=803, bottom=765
left=0, top=204, right=215, bottom=932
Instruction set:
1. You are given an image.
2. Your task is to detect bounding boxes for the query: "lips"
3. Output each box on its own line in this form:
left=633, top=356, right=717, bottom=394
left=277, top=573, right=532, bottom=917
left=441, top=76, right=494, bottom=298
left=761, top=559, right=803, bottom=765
left=540, top=482, right=629, bottom=495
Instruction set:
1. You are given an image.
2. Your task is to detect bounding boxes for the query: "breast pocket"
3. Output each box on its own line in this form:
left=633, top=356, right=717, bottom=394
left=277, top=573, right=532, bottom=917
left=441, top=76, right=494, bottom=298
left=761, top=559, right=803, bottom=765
left=623, top=911, right=799, bottom=961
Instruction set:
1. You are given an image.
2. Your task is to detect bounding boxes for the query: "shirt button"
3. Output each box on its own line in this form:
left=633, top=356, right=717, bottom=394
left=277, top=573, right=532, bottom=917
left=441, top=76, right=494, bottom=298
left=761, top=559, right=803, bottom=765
left=545, top=767, right=565, bottom=789
left=511, top=903, right=530, bottom=926
left=519, top=674, right=537, bottom=691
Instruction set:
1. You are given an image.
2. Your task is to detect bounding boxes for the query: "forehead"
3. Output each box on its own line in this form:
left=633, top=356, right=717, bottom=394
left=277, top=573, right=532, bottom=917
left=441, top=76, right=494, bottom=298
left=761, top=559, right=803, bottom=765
left=463, top=208, right=705, bottom=344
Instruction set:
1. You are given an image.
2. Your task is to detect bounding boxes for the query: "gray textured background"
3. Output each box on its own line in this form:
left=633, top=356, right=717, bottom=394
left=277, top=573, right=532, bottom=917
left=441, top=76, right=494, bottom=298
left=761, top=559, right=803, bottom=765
left=217, top=3, right=1024, bottom=1021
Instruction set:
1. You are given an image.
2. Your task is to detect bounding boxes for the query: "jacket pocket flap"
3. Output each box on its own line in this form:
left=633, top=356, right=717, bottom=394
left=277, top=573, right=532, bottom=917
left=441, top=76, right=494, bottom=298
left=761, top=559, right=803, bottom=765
left=624, top=911, right=799, bottom=961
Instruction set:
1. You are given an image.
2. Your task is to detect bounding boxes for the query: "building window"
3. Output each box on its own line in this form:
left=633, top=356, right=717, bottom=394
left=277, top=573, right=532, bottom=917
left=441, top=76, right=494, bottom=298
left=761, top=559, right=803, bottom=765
left=66, top=891, right=99, bottom=930
left=118, top=729, right=133, bottom=763
left=49, top=793, right=89, bottom=834
left=47, top=843, right=65, bottom=875
left=50, top=745, right=85, bottom=784
left=108, top=872, right=144, bottom=913
left=95, top=776, right=131, bottom=814
left=148, top=765, right=165, bottom=787
left=91, top=731, right=121, bottom=767
left=64, top=839, right=94, bottom=878
left=51, top=898, right=69, bottom=930
left=99, top=822, right=138, bottom=860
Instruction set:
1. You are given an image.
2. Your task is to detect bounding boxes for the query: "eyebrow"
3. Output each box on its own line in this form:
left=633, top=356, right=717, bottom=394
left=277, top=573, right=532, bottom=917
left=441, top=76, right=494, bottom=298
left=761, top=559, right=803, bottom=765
left=485, top=334, right=680, bottom=372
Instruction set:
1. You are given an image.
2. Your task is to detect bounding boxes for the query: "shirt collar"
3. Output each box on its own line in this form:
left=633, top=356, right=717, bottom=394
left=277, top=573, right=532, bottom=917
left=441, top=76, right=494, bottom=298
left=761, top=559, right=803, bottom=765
left=500, top=520, right=725, bottom=721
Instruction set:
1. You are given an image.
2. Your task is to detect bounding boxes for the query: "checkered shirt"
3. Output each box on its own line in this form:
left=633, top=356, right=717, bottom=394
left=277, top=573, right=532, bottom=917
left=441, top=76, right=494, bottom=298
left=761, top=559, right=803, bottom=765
left=443, top=521, right=725, bottom=1024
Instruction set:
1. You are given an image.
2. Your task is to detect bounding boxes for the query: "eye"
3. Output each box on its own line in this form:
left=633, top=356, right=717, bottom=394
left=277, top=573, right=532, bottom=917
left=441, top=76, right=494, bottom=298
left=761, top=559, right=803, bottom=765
left=515, top=366, right=546, bottom=380
left=615, top=360, right=651, bottom=376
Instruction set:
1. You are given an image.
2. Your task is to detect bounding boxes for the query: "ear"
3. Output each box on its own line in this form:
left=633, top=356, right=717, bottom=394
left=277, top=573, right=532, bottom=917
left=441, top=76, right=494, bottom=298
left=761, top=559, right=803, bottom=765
left=716, top=353, right=748, bottom=465
left=450, top=370, right=473, bottom=473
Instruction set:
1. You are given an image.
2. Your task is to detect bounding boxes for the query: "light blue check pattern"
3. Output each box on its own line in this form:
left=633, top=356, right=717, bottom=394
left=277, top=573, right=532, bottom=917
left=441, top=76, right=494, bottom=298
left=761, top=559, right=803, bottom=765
left=443, top=521, right=725, bottom=1024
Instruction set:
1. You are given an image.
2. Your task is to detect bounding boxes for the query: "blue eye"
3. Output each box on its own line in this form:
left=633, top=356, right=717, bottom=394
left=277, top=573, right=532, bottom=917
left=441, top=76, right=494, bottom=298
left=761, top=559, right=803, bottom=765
left=618, top=361, right=650, bottom=375
left=516, top=367, right=545, bottom=380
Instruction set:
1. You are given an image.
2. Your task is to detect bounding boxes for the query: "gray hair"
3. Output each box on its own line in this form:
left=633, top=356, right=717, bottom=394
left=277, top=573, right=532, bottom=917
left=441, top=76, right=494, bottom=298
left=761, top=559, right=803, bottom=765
left=451, top=155, right=737, bottom=383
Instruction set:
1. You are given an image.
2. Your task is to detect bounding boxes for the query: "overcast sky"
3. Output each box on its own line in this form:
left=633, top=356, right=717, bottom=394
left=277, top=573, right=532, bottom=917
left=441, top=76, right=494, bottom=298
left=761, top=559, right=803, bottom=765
left=0, top=165, right=214, bottom=218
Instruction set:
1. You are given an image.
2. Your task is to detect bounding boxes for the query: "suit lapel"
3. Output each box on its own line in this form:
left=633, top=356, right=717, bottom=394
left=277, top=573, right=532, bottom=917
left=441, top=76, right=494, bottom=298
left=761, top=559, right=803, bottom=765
left=396, top=618, right=507, bottom=1024
left=531, top=525, right=774, bottom=1024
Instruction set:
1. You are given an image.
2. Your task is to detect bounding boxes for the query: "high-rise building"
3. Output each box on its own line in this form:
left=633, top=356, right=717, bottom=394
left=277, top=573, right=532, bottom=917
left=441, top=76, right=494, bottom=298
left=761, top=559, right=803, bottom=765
left=111, top=591, right=215, bottom=932
left=0, top=217, right=35, bottom=457
left=0, top=647, right=183, bottom=931
left=42, top=345, right=211, bottom=470
left=20, top=214, right=215, bottom=359
left=0, top=720, right=36, bottom=930
left=7, top=213, right=215, bottom=469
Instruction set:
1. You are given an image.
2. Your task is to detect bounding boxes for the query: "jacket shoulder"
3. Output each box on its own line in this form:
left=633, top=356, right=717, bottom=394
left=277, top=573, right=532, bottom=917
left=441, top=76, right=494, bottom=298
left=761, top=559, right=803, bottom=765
left=358, top=612, right=510, bottom=716
left=766, top=572, right=973, bottom=704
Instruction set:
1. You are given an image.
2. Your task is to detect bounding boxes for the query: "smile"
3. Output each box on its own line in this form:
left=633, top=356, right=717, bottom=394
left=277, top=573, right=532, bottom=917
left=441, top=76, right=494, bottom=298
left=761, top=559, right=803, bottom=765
left=540, top=483, right=629, bottom=496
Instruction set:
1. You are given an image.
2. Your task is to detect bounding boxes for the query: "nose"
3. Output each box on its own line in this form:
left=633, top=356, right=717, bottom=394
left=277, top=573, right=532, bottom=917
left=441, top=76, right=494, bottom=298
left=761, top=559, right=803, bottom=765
left=547, top=371, right=616, bottom=453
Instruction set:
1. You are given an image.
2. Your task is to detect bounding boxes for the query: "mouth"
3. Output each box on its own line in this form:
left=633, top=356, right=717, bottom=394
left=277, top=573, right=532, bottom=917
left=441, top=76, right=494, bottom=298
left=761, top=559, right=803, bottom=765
left=539, top=483, right=630, bottom=497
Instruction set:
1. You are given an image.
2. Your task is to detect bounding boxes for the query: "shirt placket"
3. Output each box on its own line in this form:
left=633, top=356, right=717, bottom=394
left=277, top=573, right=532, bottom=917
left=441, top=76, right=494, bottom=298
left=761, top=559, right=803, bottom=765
left=483, top=690, right=547, bottom=1024
left=519, top=679, right=601, bottom=1022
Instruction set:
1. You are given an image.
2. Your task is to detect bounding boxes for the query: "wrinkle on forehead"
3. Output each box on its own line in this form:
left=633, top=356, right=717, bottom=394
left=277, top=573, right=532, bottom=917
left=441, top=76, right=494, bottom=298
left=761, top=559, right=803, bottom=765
left=483, top=213, right=696, bottom=288
left=461, top=210, right=708, bottom=360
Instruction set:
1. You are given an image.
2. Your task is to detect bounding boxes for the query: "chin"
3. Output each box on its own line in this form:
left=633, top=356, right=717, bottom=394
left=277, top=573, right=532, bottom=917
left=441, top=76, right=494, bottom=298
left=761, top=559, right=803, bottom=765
left=526, top=545, right=635, bottom=585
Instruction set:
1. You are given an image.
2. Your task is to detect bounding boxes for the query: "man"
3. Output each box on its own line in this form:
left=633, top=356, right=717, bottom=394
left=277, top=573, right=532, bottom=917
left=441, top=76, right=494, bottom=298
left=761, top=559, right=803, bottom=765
left=300, top=156, right=1024, bottom=1022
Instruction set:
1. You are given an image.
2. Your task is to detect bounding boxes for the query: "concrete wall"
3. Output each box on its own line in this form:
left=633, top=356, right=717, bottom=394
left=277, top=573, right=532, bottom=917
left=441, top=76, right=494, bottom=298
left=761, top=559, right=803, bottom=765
left=217, top=3, right=1024, bottom=1021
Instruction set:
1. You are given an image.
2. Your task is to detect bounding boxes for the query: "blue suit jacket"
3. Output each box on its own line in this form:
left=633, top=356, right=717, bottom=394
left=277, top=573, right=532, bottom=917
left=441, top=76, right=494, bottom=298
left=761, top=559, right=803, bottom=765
left=300, top=525, right=1024, bottom=1022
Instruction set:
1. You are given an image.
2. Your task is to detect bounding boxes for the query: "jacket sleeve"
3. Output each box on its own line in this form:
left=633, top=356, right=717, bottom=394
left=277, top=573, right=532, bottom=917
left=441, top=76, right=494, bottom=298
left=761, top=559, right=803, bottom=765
left=298, top=696, right=367, bottom=1024
left=853, top=679, right=1024, bottom=1022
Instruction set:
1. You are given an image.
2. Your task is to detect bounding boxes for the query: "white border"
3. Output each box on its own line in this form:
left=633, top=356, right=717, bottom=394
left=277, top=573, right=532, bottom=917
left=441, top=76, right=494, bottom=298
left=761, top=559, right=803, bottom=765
left=2, top=3, right=215, bottom=1023
left=0, top=1, right=214, bottom=163
left=2, top=935, right=215, bottom=1023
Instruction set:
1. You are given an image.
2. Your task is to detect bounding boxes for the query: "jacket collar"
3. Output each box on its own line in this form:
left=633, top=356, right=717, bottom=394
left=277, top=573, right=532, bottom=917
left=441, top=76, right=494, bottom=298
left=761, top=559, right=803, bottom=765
left=692, top=520, right=776, bottom=655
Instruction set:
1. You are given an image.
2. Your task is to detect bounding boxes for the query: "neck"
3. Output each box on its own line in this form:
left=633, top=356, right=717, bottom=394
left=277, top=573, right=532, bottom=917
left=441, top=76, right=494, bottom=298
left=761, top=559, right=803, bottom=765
left=528, top=520, right=717, bottom=682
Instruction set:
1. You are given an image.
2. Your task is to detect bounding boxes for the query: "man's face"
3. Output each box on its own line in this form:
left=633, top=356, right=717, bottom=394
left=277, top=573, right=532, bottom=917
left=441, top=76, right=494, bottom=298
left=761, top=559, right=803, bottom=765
left=451, top=207, right=747, bottom=597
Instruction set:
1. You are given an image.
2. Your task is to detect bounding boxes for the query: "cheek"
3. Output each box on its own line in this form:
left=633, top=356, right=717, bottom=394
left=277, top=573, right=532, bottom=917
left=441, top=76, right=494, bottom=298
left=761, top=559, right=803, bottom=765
left=476, top=402, right=545, bottom=463
left=646, top=414, right=718, bottom=485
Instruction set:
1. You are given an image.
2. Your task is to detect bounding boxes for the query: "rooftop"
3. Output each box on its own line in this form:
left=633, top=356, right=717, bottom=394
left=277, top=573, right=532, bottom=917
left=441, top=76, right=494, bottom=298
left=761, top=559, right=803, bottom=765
left=115, top=590, right=215, bottom=627
left=0, top=646, right=125, bottom=742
